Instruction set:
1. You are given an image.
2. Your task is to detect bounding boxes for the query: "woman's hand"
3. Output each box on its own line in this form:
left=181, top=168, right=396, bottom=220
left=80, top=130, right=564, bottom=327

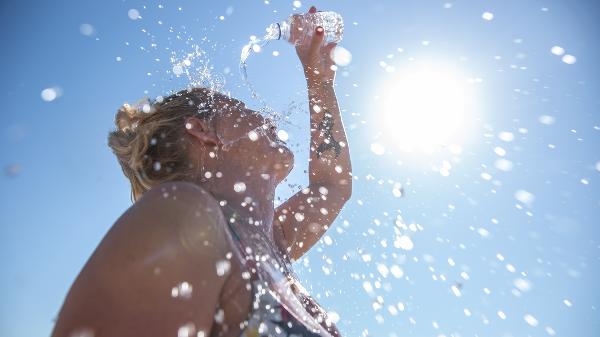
left=294, top=6, right=337, bottom=87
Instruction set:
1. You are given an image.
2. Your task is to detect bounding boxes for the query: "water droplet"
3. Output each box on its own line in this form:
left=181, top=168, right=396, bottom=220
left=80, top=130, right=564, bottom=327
left=394, top=235, right=414, bottom=250
left=216, top=260, right=231, bottom=276
left=370, top=143, right=385, bottom=155
left=562, top=54, right=576, bottom=64
left=292, top=1, right=302, bottom=8
left=171, top=281, right=193, bottom=299
left=497, top=311, right=507, bottom=320
left=495, top=158, right=514, bottom=172
left=79, top=23, right=94, bottom=36
left=390, top=265, right=404, bottom=278
left=41, top=87, right=62, bottom=102
left=513, top=278, right=532, bottom=292
left=331, top=46, right=352, bottom=66
left=233, top=182, right=246, bottom=193
left=478, top=227, right=491, bottom=238
left=173, top=64, right=184, bottom=76
left=451, top=285, right=462, bottom=297
left=142, top=103, right=152, bottom=113
left=178, top=323, right=196, bottom=337
left=377, top=263, right=389, bottom=277
left=319, top=186, right=329, bottom=195
left=482, top=11, right=494, bottom=21
left=514, top=190, right=535, bottom=207
left=294, top=212, right=305, bottom=221
left=392, top=183, right=403, bottom=198
left=248, top=130, right=259, bottom=141
left=498, top=131, right=514, bottom=142
left=214, top=309, right=225, bottom=324
left=327, top=311, right=340, bottom=324
left=524, top=314, right=539, bottom=327
left=128, top=8, right=140, bottom=20
left=550, top=46, right=565, bottom=56
left=277, top=129, right=289, bottom=141
left=69, top=327, right=95, bottom=337
left=494, top=146, right=506, bottom=156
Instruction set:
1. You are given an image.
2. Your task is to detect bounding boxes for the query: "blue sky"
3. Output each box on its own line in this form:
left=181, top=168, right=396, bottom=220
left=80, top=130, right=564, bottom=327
left=1, top=0, right=599, bottom=336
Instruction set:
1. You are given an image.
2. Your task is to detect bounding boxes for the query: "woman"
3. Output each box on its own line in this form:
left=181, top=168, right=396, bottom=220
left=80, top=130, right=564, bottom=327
left=51, top=5, right=351, bottom=337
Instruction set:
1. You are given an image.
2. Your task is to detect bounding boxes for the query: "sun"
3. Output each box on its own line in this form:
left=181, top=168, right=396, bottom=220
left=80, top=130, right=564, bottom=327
left=376, top=60, right=478, bottom=154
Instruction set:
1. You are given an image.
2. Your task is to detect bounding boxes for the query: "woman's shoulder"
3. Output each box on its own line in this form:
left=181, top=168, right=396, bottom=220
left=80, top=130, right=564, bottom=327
left=124, top=180, right=230, bottom=252
left=51, top=181, right=236, bottom=336
left=138, top=180, right=218, bottom=209
left=94, top=180, right=232, bottom=269
left=129, top=181, right=223, bottom=225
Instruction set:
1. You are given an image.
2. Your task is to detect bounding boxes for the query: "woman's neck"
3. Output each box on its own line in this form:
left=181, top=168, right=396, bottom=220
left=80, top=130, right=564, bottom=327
left=193, top=174, right=277, bottom=233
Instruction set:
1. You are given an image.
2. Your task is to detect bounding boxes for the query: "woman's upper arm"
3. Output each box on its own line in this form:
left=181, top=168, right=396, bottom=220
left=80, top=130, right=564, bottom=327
left=51, top=182, right=233, bottom=337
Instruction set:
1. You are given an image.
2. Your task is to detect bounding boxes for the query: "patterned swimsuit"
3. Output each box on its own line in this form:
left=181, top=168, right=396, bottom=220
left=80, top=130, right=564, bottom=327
left=217, top=210, right=340, bottom=337
left=237, top=278, right=328, bottom=337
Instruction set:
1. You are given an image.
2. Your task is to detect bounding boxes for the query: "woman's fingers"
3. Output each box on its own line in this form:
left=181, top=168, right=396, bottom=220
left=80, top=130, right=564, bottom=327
left=308, top=26, right=325, bottom=61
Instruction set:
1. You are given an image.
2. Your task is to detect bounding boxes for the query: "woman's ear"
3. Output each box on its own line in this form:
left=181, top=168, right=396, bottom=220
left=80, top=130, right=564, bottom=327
left=184, top=117, right=219, bottom=147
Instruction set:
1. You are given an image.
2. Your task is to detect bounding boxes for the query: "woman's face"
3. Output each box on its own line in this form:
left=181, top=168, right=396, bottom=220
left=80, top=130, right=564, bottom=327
left=211, top=96, right=294, bottom=183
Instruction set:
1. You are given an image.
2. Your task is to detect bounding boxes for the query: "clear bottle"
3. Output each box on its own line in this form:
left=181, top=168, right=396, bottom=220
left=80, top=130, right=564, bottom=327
left=268, top=11, right=344, bottom=45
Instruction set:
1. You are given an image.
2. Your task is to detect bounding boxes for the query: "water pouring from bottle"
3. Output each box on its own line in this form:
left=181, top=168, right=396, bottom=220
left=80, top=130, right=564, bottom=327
left=239, top=11, right=344, bottom=91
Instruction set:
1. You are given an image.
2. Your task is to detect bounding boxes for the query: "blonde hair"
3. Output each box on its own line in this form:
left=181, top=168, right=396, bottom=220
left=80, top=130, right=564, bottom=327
left=108, top=87, right=222, bottom=203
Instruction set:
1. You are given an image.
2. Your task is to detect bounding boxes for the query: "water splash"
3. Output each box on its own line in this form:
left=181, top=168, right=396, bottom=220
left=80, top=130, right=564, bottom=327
left=238, top=30, right=283, bottom=122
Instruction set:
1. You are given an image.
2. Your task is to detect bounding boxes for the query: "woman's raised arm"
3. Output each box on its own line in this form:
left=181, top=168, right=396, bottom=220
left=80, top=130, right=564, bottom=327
left=273, top=5, right=352, bottom=261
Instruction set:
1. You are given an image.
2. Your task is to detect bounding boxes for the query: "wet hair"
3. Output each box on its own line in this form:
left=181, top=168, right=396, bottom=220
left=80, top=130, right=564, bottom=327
left=107, top=87, right=225, bottom=202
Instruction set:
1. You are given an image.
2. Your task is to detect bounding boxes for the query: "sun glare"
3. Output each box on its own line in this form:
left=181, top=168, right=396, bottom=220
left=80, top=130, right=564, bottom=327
left=377, top=61, right=478, bottom=154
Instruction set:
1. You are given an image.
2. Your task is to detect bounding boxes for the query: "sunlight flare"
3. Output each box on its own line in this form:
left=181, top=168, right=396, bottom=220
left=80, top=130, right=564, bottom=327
left=377, top=61, right=478, bottom=154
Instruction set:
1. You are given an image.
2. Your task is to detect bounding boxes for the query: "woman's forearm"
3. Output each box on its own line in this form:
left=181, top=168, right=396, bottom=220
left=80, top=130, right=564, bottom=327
left=306, top=79, right=352, bottom=198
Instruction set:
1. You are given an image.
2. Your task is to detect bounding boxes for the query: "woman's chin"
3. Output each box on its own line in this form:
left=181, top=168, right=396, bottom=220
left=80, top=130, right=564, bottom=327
left=272, top=151, right=294, bottom=183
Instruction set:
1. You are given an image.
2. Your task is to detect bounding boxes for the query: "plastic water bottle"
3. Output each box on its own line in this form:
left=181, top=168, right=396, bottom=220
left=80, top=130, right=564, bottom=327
left=269, top=11, right=344, bottom=45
